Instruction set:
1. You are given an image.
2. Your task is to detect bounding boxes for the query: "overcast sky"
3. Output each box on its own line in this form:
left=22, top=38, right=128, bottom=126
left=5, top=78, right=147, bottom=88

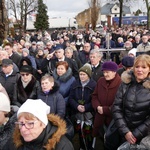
left=44, top=0, right=146, bottom=18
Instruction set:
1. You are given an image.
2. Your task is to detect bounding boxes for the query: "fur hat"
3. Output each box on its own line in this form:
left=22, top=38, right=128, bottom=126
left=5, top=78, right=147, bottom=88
left=102, top=61, right=118, bottom=72
left=0, top=92, right=10, bottom=112
left=20, top=65, right=33, bottom=74
left=17, top=99, right=50, bottom=125
left=22, top=48, right=29, bottom=55
left=79, top=63, right=92, bottom=78
left=122, top=56, right=134, bottom=67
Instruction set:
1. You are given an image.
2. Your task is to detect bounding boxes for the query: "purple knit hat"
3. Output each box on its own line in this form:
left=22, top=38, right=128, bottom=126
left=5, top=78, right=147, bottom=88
left=102, top=61, right=118, bottom=72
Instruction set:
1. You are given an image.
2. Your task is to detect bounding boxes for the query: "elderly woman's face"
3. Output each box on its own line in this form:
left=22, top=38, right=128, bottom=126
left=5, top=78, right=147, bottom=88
left=17, top=116, right=45, bottom=142
left=79, top=71, right=89, bottom=82
left=134, top=61, right=150, bottom=82
left=57, top=65, right=67, bottom=76
left=103, top=70, right=116, bottom=81
left=20, top=72, right=32, bottom=83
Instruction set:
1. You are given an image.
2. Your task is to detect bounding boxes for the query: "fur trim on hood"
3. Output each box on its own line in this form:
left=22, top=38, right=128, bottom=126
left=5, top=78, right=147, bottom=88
left=13, top=114, right=66, bottom=150
left=121, top=71, right=150, bottom=89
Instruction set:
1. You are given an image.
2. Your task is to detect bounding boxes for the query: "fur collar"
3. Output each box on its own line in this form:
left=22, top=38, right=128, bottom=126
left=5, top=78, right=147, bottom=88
left=13, top=114, right=66, bottom=150
left=121, top=71, right=150, bottom=89
left=53, top=67, right=72, bottom=82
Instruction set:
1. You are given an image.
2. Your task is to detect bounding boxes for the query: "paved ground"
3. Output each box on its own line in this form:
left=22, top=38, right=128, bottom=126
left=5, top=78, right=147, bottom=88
left=72, top=133, right=105, bottom=150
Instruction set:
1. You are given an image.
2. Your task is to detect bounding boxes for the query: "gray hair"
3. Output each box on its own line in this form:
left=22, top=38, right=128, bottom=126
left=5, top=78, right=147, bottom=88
left=90, top=49, right=103, bottom=58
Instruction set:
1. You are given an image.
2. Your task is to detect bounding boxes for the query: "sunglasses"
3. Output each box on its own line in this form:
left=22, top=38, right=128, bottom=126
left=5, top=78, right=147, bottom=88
left=21, top=73, right=30, bottom=76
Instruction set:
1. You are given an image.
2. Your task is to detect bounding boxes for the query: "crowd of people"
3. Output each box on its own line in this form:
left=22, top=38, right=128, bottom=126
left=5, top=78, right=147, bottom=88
left=0, top=26, right=150, bottom=150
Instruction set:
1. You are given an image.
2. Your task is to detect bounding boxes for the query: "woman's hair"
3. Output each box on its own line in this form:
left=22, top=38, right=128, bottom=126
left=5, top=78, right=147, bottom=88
left=133, top=54, right=150, bottom=74
left=18, top=112, right=37, bottom=120
left=41, top=73, right=54, bottom=83
left=56, top=61, right=69, bottom=70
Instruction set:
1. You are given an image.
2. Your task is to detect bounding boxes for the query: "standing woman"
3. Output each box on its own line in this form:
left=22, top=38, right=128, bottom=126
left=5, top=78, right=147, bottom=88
left=53, top=61, right=75, bottom=103
left=13, top=65, right=41, bottom=106
left=69, top=64, right=96, bottom=150
left=92, top=61, right=121, bottom=148
left=106, top=54, right=150, bottom=149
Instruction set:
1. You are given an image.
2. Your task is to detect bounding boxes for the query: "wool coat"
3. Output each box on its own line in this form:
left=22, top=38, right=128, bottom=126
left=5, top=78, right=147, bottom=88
left=92, top=73, right=121, bottom=136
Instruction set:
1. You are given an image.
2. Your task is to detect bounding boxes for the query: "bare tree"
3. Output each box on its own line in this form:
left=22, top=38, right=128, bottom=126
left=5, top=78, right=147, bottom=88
left=145, top=0, right=150, bottom=29
left=88, top=0, right=100, bottom=30
left=9, top=0, right=38, bottom=32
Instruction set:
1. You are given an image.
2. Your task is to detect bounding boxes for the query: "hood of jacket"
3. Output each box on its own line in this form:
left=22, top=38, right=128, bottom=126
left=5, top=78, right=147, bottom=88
left=13, top=114, right=66, bottom=150
left=121, top=70, right=150, bottom=89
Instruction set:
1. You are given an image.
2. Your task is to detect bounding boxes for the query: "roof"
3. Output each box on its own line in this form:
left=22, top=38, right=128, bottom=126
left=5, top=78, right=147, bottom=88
left=101, top=3, right=131, bottom=15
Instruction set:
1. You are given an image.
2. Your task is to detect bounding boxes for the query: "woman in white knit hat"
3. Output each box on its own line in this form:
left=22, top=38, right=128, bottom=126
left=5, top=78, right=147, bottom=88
left=0, top=84, right=17, bottom=150
left=5, top=99, right=74, bottom=150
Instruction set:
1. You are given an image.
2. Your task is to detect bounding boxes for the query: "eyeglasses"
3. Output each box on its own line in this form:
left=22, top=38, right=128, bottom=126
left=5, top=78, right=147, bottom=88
left=15, top=121, right=38, bottom=129
left=21, top=73, right=30, bottom=76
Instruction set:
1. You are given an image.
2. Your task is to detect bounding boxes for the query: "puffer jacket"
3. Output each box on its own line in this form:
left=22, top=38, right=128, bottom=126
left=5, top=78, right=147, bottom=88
left=5, top=114, right=74, bottom=150
left=53, top=67, right=75, bottom=102
left=38, top=82, right=66, bottom=118
left=112, top=71, right=150, bottom=142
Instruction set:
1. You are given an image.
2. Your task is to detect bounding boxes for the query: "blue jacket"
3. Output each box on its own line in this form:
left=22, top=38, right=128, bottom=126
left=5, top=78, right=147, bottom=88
left=53, top=67, right=75, bottom=103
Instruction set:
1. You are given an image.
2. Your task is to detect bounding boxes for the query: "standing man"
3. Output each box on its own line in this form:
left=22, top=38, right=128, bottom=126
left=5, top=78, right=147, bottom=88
left=137, top=34, right=150, bottom=54
left=0, top=59, right=20, bottom=104
left=4, top=43, right=22, bottom=67
left=89, top=49, right=103, bottom=82
left=78, top=42, right=91, bottom=65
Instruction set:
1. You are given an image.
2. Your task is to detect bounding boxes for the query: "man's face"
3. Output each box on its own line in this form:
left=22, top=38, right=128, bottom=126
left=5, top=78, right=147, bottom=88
left=4, top=46, right=13, bottom=55
left=2, top=65, right=13, bottom=74
left=83, top=43, right=91, bottom=53
left=142, top=35, right=148, bottom=43
left=90, top=53, right=101, bottom=66
left=55, top=49, right=64, bottom=59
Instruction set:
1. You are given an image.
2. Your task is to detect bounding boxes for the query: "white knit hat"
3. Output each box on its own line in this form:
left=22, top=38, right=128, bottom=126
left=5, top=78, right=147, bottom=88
left=0, top=93, right=10, bottom=112
left=17, top=99, right=50, bottom=125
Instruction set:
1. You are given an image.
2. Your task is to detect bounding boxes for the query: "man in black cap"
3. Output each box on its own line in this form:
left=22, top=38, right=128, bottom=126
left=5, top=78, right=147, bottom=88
left=0, top=59, right=20, bottom=104
left=41, top=45, right=79, bottom=79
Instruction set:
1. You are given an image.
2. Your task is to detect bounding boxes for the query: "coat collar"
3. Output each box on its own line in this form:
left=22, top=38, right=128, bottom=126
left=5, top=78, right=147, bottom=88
left=121, top=71, right=150, bottom=89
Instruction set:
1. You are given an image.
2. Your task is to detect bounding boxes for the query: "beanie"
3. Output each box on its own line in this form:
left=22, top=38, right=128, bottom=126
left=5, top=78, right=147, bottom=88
left=22, top=48, right=29, bottom=55
left=128, top=48, right=137, bottom=57
left=20, top=65, right=33, bottom=74
left=79, top=63, right=92, bottom=78
left=102, top=61, right=118, bottom=72
left=122, top=56, right=134, bottom=67
left=0, top=92, right=10, bottom=112
left=17, top=99, right=50, bottom=125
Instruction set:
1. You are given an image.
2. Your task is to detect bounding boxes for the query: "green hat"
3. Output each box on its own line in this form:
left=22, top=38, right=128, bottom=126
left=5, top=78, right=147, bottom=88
left=79, top=63, right=92, bottom=78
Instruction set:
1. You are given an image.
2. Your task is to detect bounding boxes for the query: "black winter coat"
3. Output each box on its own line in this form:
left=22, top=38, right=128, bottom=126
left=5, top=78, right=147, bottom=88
left=0, top=70, right=20, bottom=104
left=112, top=71, right=150, bottom=142
left=69, top=79, right=96, bottom=113
left=0, top=114, right=17, bottom=150
left=13, top=76, right=41, bottom=106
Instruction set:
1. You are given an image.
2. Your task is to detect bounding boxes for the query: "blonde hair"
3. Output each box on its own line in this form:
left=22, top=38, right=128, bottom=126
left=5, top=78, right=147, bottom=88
left=41, top=74, right=54, bottom=83
left=133, top=54, right=150, bottom=76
